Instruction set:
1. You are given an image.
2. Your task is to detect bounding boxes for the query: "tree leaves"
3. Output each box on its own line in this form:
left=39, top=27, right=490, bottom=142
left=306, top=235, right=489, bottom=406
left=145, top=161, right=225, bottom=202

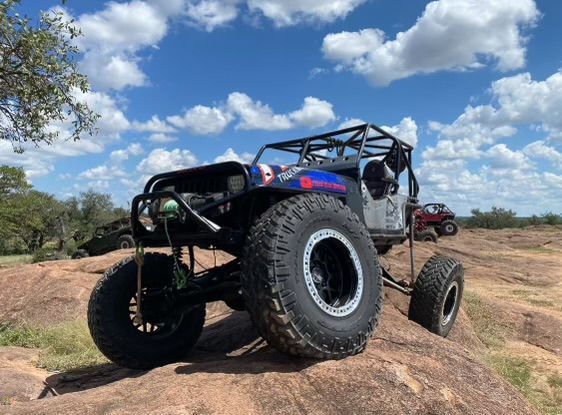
left=0, top=0, right=99, bottom=152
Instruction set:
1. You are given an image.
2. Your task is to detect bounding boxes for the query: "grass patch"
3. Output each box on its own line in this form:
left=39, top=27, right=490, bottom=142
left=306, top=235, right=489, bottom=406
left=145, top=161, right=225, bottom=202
left=511, top=289, right=531, bottom=298
left=463, top=291, right=507, bottom=348
left=548, top=375, right=562, bottom=388
left=488, top=354, right=561, bottom=415
left=508, top=289, right=556, bottom=309
left=525, top=298, right=555, bottom=308
left=0, top=255, right=32, bottom=267
left=524, top=246, right=556, bottom=254
left=464, top=292, right=561, bottom=414
left=489, top=354, right=532, bottom=391
left=0, top=320, right=107, bottom=371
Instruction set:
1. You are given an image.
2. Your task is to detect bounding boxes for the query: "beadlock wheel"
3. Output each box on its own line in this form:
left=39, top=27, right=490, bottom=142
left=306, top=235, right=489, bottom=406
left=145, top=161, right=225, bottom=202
left=242, top=193, right=383, bottom=359
left=303, top=229, right=363, bottom=317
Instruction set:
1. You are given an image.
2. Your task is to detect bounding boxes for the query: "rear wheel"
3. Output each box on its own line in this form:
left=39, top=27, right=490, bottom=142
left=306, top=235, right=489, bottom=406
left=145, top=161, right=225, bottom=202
left=408, top=255, right=464, bottom=337
left=440, top=220, right=459, bottom=236
left=88, top=253, right=205, bottom=369
left=242, top=193, right=383, bottom=359
left=117, top=234, right=135, bottom=250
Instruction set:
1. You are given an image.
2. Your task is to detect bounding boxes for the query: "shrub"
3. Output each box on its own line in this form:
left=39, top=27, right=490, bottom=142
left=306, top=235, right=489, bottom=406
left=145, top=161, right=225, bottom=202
left=542, top=212, right=562, bottom=226
left=466, top=207, right=518, bottom=229
left=31, top=247, right=67, bottom=263
left=527, top=215, right=542, bottom=226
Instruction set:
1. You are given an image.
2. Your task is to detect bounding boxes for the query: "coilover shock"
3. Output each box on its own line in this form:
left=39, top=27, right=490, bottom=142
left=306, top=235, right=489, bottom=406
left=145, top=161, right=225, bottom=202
left=170, top=246, right=196, bottom=290
left=171, top=246, right=188, bottom=289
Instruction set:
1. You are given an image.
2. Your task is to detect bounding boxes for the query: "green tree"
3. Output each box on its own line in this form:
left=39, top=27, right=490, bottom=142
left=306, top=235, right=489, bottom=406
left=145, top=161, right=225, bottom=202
left=0, top=165, right=30, bottom=243
left=78, top=190, right=115, bottom=232
left=467, top=207, right=518, bottom=229
left=0, top=0, right=98, bottom=152
left=0, top=164, right=29, bottom=196
left=8, top=190, right=63, bottom=251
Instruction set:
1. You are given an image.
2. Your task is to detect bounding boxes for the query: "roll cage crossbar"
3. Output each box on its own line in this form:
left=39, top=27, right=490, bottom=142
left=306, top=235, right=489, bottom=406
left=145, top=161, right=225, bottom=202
left=253, top=123, right=419, bottom=198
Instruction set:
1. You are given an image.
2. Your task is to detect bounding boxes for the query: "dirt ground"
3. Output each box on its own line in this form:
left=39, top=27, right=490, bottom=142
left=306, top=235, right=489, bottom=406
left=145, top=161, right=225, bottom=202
left=0, top=226, right=560, bottom=414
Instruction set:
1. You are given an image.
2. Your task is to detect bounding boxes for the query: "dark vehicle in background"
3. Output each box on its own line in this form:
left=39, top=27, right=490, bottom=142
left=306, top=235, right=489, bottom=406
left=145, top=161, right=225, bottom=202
left=87, top=123, right=465, bottom=370
left=416, top=203, right=459, bottom=237
left=72, top=217, right=135, bottom=258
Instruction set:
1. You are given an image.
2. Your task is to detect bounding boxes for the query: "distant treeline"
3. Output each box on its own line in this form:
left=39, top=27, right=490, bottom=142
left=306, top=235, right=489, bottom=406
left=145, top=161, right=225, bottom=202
left=457, top=207, right=562, bottom=229
left=0, top=166, right=127, bottom=257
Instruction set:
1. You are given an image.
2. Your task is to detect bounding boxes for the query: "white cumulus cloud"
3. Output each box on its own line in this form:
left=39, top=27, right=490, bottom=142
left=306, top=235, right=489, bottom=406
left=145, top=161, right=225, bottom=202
left=289, top=97, right=336, bottom=129
left=168, top=105, right=234, bottom=135
left=227, top=92, right=292, bottom=131
left=214, top=148, right=255, bottom=163
left=137, top=148, right=199, bottom=175
left=247, top=0, right=367, bottom=27
left=382, top=117, right=418, bottom=148
left=79, top=165, right=127, bottom=181
left=185, top=0, right=241, bottom=31
left=163, top=93, right=337, bottom=135
left=62, top=1, right=178, bottom=91
left=132, top=116, right=177, bottom=134
left=322, top=0, right=539, bottom=86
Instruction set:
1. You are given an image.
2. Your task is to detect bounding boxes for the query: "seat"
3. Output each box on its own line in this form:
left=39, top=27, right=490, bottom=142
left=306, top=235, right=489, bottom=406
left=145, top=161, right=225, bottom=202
left=362, top=160, right=396, bottom=199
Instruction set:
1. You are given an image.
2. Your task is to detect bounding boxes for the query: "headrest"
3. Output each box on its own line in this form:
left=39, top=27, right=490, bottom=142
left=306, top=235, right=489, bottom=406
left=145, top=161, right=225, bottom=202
left=363, top=160, right=390, bottom=180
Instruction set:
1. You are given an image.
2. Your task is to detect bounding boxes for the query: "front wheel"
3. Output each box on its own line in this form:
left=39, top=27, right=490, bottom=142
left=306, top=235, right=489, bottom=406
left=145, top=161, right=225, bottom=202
left=415, top=229, right=438, bottom=243
left=87, top=253, right=205, bottom=370
left=72, top=249, right=89, bottom=259
left=242, top=193, right=383, bottom=359
left=408, top=255, right=464, bottom=337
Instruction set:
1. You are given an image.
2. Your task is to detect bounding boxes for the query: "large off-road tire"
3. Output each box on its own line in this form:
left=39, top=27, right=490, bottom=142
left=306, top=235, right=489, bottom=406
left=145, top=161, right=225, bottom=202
left=117, top=234, right=135, bottom=250
left=88, top=253, right=205, bottom=370
left=408, top=255, right=464, bottom=337
left=440, top=220, right=459, bottom=236
left=415, top=229, right=438, bottom=243
left=72, top=249, right=89, bottom=259
left=242, top=193, right=383, bottom=359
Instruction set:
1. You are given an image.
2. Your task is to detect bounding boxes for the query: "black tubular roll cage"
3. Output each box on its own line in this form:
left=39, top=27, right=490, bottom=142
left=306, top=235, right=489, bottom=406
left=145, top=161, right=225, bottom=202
left=253, top=123, right=419, bottom=199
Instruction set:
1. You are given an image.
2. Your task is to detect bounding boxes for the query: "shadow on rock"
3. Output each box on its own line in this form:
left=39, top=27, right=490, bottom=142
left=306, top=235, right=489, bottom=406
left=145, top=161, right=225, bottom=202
left=44, top=364, right=145, bottom=396
left=177, top=310, right=319, bottom=375
left=44, top=310, right=318, bottom=397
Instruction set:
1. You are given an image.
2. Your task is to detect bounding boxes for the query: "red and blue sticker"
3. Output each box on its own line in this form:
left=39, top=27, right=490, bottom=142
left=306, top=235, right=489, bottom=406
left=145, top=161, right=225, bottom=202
left=251, top=164, right=347, bottom=195
left=293, top=171, right=347, bottom=194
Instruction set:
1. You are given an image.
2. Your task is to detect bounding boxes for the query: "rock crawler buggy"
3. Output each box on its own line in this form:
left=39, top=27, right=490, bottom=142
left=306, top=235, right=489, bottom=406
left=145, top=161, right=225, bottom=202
left=88, top=123, right=465, bottom=370
left=415, top=203, right=460, bottom=237
left=72, top=217, right=135, bottom=259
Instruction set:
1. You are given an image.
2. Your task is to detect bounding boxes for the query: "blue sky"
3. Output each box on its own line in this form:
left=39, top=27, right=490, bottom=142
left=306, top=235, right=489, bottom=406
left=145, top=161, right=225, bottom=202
left=2, top=0, right=562, bottom=215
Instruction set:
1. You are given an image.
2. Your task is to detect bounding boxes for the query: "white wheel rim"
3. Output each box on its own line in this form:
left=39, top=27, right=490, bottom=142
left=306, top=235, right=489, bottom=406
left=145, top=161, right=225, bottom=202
left=303, top=228, right=363, bottom=317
